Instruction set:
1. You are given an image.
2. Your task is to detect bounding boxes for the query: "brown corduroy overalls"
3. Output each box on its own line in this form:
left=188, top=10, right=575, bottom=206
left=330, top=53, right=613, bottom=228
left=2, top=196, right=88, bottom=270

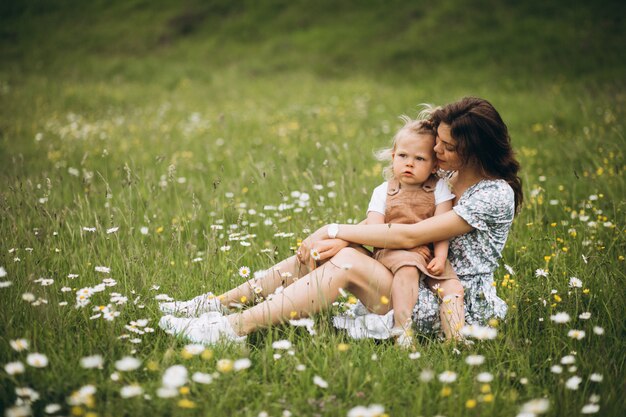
left=374, top=176, right=458, bottom=281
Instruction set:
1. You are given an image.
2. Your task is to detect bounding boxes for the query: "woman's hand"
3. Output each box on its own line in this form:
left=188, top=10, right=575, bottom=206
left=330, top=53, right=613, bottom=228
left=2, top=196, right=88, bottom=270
left=297, top=225, right=328, bottom=264
left=313, top=239, right=350, bottom=261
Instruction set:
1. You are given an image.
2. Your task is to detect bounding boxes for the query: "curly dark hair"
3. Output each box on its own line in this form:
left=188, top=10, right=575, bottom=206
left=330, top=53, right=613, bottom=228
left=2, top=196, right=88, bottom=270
left=430, top=97, right=523, bottom=213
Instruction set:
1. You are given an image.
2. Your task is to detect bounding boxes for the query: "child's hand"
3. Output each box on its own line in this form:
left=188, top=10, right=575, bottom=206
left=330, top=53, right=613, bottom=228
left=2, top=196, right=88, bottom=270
left=427, top=256, right=446, bottom=276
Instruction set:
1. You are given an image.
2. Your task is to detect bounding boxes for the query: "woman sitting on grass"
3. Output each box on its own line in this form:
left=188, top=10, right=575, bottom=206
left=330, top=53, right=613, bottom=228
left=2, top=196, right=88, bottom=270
left=159, top=96, right=523, bottom=345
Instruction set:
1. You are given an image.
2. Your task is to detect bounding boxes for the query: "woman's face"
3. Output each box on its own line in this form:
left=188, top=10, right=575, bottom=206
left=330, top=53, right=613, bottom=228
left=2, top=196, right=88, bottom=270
left=434, top=123, right=462, bottom=171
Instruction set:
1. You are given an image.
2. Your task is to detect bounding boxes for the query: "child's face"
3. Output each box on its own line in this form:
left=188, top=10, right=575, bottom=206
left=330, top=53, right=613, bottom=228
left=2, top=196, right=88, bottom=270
left=392, top=133, right=437, bottom=187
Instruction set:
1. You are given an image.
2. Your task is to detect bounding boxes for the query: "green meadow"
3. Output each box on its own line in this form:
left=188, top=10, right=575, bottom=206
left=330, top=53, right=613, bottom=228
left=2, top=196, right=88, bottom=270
left=1, top=1, right=624, bottom=416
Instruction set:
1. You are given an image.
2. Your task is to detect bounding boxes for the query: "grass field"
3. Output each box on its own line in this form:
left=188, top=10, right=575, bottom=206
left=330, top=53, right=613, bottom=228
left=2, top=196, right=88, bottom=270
left=1, top=1, right=625, bottom=416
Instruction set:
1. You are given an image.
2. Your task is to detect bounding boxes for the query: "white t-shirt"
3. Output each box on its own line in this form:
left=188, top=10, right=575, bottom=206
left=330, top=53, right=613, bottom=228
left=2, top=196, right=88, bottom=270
left=367, top=179, right=454, bottom=216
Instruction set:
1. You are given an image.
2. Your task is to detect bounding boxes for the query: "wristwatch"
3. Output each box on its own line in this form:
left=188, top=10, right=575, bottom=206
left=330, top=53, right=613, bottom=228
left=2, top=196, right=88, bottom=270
left=328, top=223, right=339, bottom=239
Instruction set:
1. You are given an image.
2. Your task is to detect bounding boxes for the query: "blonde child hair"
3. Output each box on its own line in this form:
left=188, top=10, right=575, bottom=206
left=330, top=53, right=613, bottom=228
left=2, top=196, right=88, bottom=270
left=374, top=107, right=438, bottom=181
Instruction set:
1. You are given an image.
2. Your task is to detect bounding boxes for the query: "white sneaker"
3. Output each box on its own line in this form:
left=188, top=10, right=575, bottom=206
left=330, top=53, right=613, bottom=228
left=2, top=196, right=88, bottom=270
left=159, top=292, right=228, bottom=317
left=159, top=313, right=246, bottom=345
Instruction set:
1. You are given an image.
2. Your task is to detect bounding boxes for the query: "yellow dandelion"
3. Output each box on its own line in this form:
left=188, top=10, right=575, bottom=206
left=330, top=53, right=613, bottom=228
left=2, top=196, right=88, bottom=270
left=71, top=407, right=84, bottom=416
left=480, top=384, right=491, bottom=393
left=347, top=296, right=357, bottom=305
left=85, top=413, right=98, bottom=417
left=156, top=226, right=164, bottom=233
left=146, top=361, right=159, bottom=371
left=337, top=343, right=350, bottom=352
left=582, top=288, right=590, bottom=294
left=488, top=319, right=499, bottom=327
left=441, top=386, right=452, bottom=397
left=216, top=359, right=233, bottom=373
left=179, top=386, right=190, bottom=395
left=201, top=349, right=213, bottom=361
left=240, top=296, right=247, bottom=303
left=466, top=399, right=477, bottom=409
left=289, top=311, right=298, bottom=319
left=380, top=295, right=389, bottom=305
left=483, top=393, right=494, bottom=403
left=619, top=256, right=624, bottom=261
left=181, top=350, right=193, bottom=360
left=554, top=294, right=562, bottom=302
left=177, top=399, right=196, bottom=409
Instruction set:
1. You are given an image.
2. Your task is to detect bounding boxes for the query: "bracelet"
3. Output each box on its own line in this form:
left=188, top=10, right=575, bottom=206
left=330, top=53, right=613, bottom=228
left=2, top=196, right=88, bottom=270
left=328, top=223, right=339, bottom=239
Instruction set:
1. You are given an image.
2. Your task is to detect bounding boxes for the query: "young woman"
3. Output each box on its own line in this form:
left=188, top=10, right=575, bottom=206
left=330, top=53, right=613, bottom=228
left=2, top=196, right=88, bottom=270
left=159, top=97, right=523, bottom=345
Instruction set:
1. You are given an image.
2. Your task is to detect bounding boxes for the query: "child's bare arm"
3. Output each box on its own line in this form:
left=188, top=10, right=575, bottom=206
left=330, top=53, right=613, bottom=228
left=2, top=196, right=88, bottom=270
left=427, top=199, right=454, bottom=275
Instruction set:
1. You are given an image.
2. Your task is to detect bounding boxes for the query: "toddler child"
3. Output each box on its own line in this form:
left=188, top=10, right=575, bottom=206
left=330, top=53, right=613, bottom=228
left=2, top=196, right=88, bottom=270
left=365, top=116, right=461, bottom=346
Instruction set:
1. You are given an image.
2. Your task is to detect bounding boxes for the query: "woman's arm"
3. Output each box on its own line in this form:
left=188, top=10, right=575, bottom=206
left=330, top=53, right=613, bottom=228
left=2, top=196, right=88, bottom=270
left=319, top=210, right=473, bottom=250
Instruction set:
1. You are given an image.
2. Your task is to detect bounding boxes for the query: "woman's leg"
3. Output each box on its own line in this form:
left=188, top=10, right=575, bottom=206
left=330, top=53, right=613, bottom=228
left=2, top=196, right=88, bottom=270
left=228, top=248, right=394, bottom=336
left=218, top=255, right=310, bottom=307
left=391, top=266, right=420, bottom=330
left=425, top=277, right=465, bottom=340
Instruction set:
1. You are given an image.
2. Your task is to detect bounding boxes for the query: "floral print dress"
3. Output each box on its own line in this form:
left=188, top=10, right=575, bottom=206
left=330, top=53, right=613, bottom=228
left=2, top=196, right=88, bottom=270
left=333, top=179, right=515, bottom=338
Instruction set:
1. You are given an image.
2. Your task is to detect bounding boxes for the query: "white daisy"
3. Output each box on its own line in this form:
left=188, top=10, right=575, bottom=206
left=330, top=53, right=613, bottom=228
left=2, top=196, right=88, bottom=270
left=162, top=365, right=188, bottom=388
left=114, top=356, right=141, bottom=371
left=313, top=375, right=328, bottom=388
left=26, top=353, right=48, bottom=368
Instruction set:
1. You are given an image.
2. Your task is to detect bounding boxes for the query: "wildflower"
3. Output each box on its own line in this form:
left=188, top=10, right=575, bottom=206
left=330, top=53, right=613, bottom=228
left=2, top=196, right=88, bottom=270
left=504, top=264, right=515, bottom=275
left=191, top=372, right=213, bottom=384
left=550, top=312, right=570, bottom=323
left=581, top=404, right=600, bottom=414
left=0, top=266, right=6, bottom=277
left=380, top=295, right=389, bottom=305
left=156, top=387, right=178, bottom=398
left=438, top=371, right=457, bottom=383
left=10, top=339, right=29, bottom=352
left=535, top=269, right=548, bottom=277
left=466, top=399, right=477, bottom=409
left=22, top=293, right=36, bottom=302
left=476, top=372, right=493, bottom=383
left=140, top=227, right=149, bottom=235
left=80, top=355, right=104, bottom=369
left=163, top=365, right=188, bottom=388
left=5, top=361, right=25, bottom=375
left=589, top=373, right=603, bottom=382
left=114, top=356, right=141, bottom=371
left=120, top=384, right=143, bottom=398
left=181, top=344, right=205, bottom=357
left=26, top=353, right=48, bottom=368
left=337, top=343, right=350, bottom=352
left=289, top=318, right=316, bottom=335
left=419, top=369, right=434, bottom=382
left=44, top=404, right=62, bottom=414
left=347, top=404, right=385, bottom=417
left=579, top=312, right=591, bottom=320
left=216, top=359, right=233, bottom=373
left=565, top=375, right=582, bottom=390
left=313, top=375, right=328, bottom=388
left=567, top=329, right=585, bottom=340
left=440, top=386, right=452, bottom=397
left=560, top=355, right=576, bottom=365
left=234, top=358, right=252, bottom=371
left=311, top=249, right=321, bottom=261
left=520, top=398, right=550, bottom=414
left=94, top=266, right=110, bottom=274
left=295, top=364, right=306, bottom=371
left=177, top=398, right=196, bottom=408
left=408, top=352, right=421, bottom=360
left=465, top=355, right=485, bottom=366
left=569, top=277, right=583, bottom=288
left=460, top=324, right=497, bottom=340
left=550, top=365, right=563, bottom=374
left=272, top=340, right=292, bottom=350
left=106, top=227, right=119, bottom=234
left=593, top=326, right=604, bottom=335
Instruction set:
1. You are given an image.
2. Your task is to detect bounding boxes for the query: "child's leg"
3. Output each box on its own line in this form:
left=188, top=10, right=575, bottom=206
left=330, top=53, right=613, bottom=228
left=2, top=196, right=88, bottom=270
left=391, top=266, right=421, bottom=330
left=425, top=277, right=465, bottom=340
left=219, top=255, right=310, bottom=307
